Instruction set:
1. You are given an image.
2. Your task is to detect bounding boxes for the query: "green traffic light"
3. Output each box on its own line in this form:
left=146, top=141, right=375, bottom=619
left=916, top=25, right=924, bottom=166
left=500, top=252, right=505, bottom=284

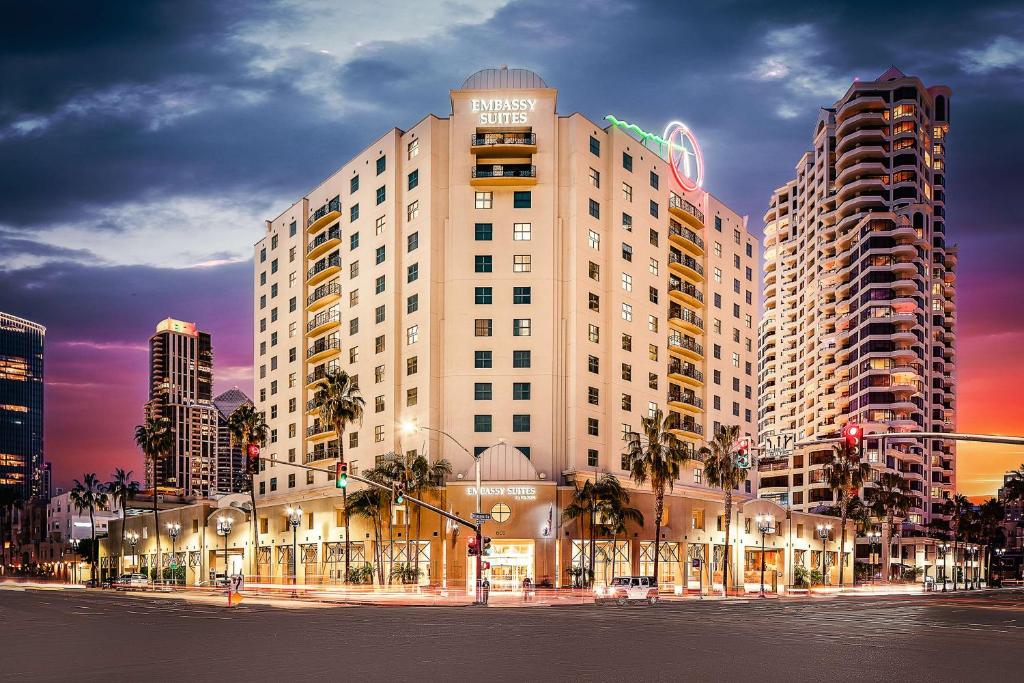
left=336, top=474, right=347, bottom=489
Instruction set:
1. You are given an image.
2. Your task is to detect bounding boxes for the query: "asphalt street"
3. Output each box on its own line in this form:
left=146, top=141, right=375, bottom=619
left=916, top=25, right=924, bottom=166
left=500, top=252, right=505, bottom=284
left=2, top=588, right=1022, bottom=681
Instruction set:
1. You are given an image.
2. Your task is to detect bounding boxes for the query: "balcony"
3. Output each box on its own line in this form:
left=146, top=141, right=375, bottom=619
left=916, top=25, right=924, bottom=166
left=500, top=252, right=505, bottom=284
left=306, top=310, right=340, bottom=338
left=668, top=251, right=704, bottom=283
left=668, top=221, right=705, bottom=256
left=668, top=304, right=703, bottom=334
left=306, top=254, right=341, bottom=287
left=470, top=164, right=536, bottom=186
left=306, top=336, right=341, bottom=364
left=307, top=421, right=337, bottom=442
left=668, top=389, right=704, bottom=414
left=305, top=447, right=340, bottom=464
left=470, top=132, right=537, bottom=156
left=669, top=418, right=704, bottom=440
left=307, top=281, right=341, bottom=312
left=667, top=357, right=704, bottom=387
left=307, top=196, right=341, bottom=234
left=668, top=194, right=704, bottom=228
left=305, top=362, right=338, bottom=390
left=307, top=224, right=341, bottom=260
left=668, top=277, right=704, bottom=308
left=667, top=334, right=703, bottom=361
left=306, top=398, right=320, bottom=415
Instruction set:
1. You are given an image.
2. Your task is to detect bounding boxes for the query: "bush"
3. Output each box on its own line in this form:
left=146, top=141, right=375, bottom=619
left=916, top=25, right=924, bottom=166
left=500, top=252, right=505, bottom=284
left=389, top=563, right=421, bottom=584
left=346, top=563, right=374, bottom=584
left=793, top=565, right=810, bottom=588
left=810, top=568, right=824, bottom=586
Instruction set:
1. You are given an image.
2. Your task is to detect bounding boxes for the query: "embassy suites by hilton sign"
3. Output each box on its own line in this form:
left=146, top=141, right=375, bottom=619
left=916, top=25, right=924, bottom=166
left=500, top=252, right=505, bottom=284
left=471, top=98, right=537, bottom=124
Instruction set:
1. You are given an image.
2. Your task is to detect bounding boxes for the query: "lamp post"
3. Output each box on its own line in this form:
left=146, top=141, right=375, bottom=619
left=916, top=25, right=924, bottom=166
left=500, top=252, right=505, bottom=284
left=867, top=530, right=882, bottom=583
left=816, top=523, right=832, bottom=587
left=286, top=506, right=302, bottom=590
left=966, top=546, right=977, bottom=590
left=401, top=420, right=503, bottom=605
left=217, top=516, right=233, bottom=604
left=756, top=513, right=775, bottom=597
left=125, top=531, right=139, bottom=576
left=938, top=542, right=949, bottom=592
left=69, top=538, right=80, bottom=584
left=995, top=548, right=1006, bottom=586
left=166, top=522, right=181, bottom=586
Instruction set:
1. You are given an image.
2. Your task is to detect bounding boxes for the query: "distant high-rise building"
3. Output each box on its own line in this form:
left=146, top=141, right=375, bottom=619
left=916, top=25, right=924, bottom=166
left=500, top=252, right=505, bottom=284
left=145, top=318, right=217, bottom=497
left=0, top=312, right=46, bottom=500
left=213, top=387, right=252, bottom=494
left=758, top=68, right=956, bottom=530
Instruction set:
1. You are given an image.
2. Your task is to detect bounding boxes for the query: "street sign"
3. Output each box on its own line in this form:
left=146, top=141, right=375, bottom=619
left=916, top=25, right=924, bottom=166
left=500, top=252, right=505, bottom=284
left=471, top=512, right=492, bottom=521
left=761, top=430, right=796, bottom=461
left=230, top=574, right=244, bottom=592
left=692, top=559, right=701, bottom=569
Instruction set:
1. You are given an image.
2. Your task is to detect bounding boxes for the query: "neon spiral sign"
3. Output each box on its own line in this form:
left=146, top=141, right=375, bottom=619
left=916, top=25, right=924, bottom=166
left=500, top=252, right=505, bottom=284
left=605, top=115, right=705, bottom=192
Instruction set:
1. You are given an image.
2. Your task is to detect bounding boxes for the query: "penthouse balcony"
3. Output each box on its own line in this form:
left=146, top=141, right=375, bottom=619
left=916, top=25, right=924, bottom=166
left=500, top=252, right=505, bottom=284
left=306, top=335, right=341, bottom=364
left=307, top=281, right=341, bottom=312
left=470, top=132, right=537, bottom=156
left=668, top=194, right=704, bottom=229
left=667, top=334, right=703, bottom=362
left=306, top=254, right=341, bottom=287
left=667, top=356, right=704, bottom=387
left=307, top=196, right=341, bottom=234
left=470, top=164, right=536, bottom=186
left=668, top=251, right=704, bottom=283
left=668, top=220, right=705, bottom=256
left=307, top=224, right=341, bottom=260
left=668, top=304, right=703, bottom=334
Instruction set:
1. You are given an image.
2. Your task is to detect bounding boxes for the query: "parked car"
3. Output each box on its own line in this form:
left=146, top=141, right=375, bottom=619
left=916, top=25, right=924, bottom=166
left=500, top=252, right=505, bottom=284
left=594, top=576, right=659, bottom=606
left=115, top=573, right=150, bottom=588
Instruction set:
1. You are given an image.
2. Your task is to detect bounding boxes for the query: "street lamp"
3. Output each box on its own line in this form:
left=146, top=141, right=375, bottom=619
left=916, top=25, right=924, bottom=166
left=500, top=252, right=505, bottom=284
left=867, top=530, right=882, bottom=583
left=938, top=542, right=949, bottom=592
left=217, top=516, right=233, bottom=589
left=166, top=522, right=181, bottom=586
left=756, top=513, right=775, bottom=597
left=816, top=523, right=832, bottom=587
left=966, top=546, right=978, bottom=590
left=68, top=538, right=80, bottom=584
left=401, top=420, right=503, bottom=605
left=286, top=506, right=302, bottom=589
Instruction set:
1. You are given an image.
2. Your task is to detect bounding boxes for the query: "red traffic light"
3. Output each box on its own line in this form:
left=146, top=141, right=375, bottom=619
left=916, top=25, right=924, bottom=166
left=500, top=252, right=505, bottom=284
left=842, top=423, right=863, bottom=448
left=481, top=561, right=491, bottom=570
left=737, top=437, right=750, bottom=454
left=468, top=536, right=479, bottom=556
left=247, top=444, right=260, bottom=457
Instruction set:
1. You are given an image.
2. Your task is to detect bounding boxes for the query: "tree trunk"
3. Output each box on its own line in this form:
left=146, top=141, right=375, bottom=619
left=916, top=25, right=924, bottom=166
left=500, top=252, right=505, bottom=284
left=414, top=500, right=422, bottom=584
left=339, top=432, right=350, bottom=584
left=89, top=507, right=96, bottom=582
left=589, top=509, right=597, bottom=588
left=839, top=507, right=848, bottom=587
left=653, top=491, right=664, bottom=584
left=723, top=489, right=732, bottom=596
left=119, top=505, right=126, bottom=579
left=153, top=456, right=161, bottom=584
left=250, top=484, right=258, bottom=579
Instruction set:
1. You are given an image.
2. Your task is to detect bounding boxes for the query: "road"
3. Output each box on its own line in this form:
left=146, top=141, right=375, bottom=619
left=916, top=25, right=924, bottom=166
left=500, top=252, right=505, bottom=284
left=2, top=587, right=1022, bottom=681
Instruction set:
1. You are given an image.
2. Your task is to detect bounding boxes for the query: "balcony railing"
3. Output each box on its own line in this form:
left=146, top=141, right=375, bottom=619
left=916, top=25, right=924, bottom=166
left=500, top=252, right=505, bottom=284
left=471, top=132, right=536, bottom=146
left=669, top=195, right=704, bottom=223
left=305, top=362, right=339, bottom=386
left=669, top=418, right=704, bottom=436
left=305, top=447, right=340, bottom=464
left=471, top=164, right=536, bottom=179
left=307, top=225, right=341, bottom=253
left=308, top=196, right=341, bottom=227
left=306, top=422, right=333, bottom=438
left=666, top=335, right=703, bottom=357
left=306, top=311, right=340, bottom=334
left=306, top=336, right=340, bottom=359
left=668, top=305, right=704, bottom=330
left=667, top=358, right=704, bottom=383
left=667, top=391, right=704, bottom=410
left=668, top=251, right=704, bottom=276
left=669, top=221, right=705, bottom=250
left=307, top=281, right=341, bottom=307
left=668, top=277, right=704, bottom=303
left=307, top=254, right=340, bottom=281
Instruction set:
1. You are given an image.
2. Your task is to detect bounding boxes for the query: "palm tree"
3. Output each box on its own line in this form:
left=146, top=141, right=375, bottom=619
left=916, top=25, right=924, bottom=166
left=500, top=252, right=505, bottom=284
left=345, top=465, right=391, bottom=584
left=977, top=498, right=1005, bottom=586
left=226, top=403, right=268, bottom=577
left=106, top=468, right=140, bottom=577
left=866, top=472, right=910, bottom=582
left=404, top=453, right=452, bottom=582
left=313, top=369, right=365, bottom=582
left=624, top=407, right=691, bottom=585
left=700, top=424, right=745, bottom=595
left=1004, top=465, right=1024, bottom=503
left=134, top=416, right=173, bottom=581
left=70, top=474, right=108, bottom=583
left=823, top=441, right=870, bottom=587
left=562, top=478, right=598, bottom=587
left=945, top=493, right=973, bottom=589
left=595, top=477, right=643, bottom=583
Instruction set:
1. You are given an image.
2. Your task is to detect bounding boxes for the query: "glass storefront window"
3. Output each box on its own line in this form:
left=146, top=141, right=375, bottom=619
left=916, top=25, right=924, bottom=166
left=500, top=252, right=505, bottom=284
left=639, top=541, right=678, bottom=586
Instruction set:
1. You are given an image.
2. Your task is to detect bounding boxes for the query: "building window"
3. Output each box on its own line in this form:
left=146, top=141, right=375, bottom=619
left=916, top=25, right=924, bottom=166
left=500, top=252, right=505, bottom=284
left=621, top=272, right=632, bottom=292
left=513, top=223, right=531, bottom=240
left=407, top=263, right=418, bottom=283
left=374, top=425, right=384, bottom=442
left=375, top=305, right=385, bottom=324
left=513, top=191, right=532, bottom=208
left=513, top=286, right=531, bottom=304
left=475, top=350, right=492, bottom=368
left=588, top=355, right=599, bottom=373
left=649, top=200, right=658, bottom=218
left=350, top=175, right=359, bottom=193
left=375, top=275, right=386, bottom=294
left=513, top=319, right=532, bottom=336
left=588, top=230, right=600, bottom=250
left=621, top=303, right=632, bottom=321
left=474, top=383, right=493, bottom=401
left=376, top=186, right=386, bottom=205
left=475, top=286, right=493, bottom=304
left=407, top=231, right=418, bottom=252
left=407, top=139, right=419, bottom=159
left=588, top=387, right=600, bottom=405
left=350, top=204, right=359, bottom=221
left=475, top=192, right=492, bottom=209
left=512, top=350, right=531, bottom=368
left=589, top=199, right=600, bottom=219
left=622, top=151, right=633, bottom=171
left=406, top=325, right=419, bottom=345
left=376, top=155, right=386, bottom=175
left=375, top=335, right=385, bottom=353
left=407, top=200, right=419, bottom=221
left=622, top=212, right=632, bottom=231
left=622, top=243, right=633, bottom=261
left=512, top=414, right=531, bottom=432
left=475, top=255, right=493, bottom=273
left=621, top=363, right=631, bottom=381
left=589, top=135, right=600, bottom=156
left=375, top=245, right=386, bottom=265
left=475, top=319, right=493, bottom=337
left=588, top=449, right=599, bottom=467
left=407, top=169, right=419, bottom=190
left=474, top=415, right=493, bottom=432
left=621, top=393, right=632, bottom=411
left=375, top=215, right=385, bottom=235
left=621, top=333, right=632, bottom=351
left=513, top=255, right=531, bottom=272
left=407, top=356, right=418, bottom=375
left=588, top=324, right=600, bottom=343
left=650, top=171, right=659, bottom=189
left=587, top=418, right=599, bottom=436
left=588, top=262, right=599, bottom=280
left=475, top=223, right=493, bottom=240
left=589, top=293, right=600, bottom=312
left=589, top=167, right=600, bottom=188
left=513, top=382, right=531, bottom=400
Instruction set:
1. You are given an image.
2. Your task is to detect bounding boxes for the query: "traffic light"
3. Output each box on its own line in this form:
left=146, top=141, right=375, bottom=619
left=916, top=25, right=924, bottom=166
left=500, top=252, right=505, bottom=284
left=735, top=437, right=751, bottom=469
left=394, top=482, right=405, bottom=505
left=842, top=423, right=864, bottom=456
left=468, top=536, right=479, bottom=556
left=481, top=561, right=491, bottom=570
left=335, top=461, right=348, bottom=489
left=245, top=444, right=260, bottom=474
left=482, top=536, right=492, bottom=556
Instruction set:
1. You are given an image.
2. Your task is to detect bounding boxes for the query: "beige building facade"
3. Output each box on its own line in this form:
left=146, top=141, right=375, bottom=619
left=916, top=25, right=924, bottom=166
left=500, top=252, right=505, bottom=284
left=758, top=68, right=957, bottom=573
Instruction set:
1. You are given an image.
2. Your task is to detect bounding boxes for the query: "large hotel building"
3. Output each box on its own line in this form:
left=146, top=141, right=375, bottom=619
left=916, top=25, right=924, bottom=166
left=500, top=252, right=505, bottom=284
left=0, top=312, right=47, bottom=500
left=98, top=68, right=862, bottom=594
left=758, top=69, right=956, bottom=562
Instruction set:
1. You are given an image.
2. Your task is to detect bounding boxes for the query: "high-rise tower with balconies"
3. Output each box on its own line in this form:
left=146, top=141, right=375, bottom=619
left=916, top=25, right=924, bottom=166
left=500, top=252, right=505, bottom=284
left=758, top=68, right=956, bottom=533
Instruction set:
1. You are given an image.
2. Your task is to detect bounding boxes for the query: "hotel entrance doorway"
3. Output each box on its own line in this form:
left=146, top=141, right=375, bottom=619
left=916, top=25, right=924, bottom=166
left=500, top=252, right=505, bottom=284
left=468, top=540, right=535, bottom=592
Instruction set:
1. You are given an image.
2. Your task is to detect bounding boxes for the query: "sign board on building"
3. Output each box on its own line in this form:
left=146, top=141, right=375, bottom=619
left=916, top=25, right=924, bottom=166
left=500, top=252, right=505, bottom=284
left=471, top=512, right=492, bottom=522
left=760, top=431, right=796, bottom=461
left=471, top=98, right=537, bottom=125
left=466, top=486, right=537, bottom=501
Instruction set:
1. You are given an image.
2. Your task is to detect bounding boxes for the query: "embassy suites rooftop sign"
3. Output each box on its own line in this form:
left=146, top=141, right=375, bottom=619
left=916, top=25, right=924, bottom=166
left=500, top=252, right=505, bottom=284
left=471, top=98, right=537, bottom=125
left=605, top=114, right=705, bottom=192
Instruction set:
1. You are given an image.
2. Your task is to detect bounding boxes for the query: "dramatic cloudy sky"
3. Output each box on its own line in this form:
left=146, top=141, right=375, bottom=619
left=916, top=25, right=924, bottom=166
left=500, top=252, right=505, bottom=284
left=1, top=0, right=1022, bottom=497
